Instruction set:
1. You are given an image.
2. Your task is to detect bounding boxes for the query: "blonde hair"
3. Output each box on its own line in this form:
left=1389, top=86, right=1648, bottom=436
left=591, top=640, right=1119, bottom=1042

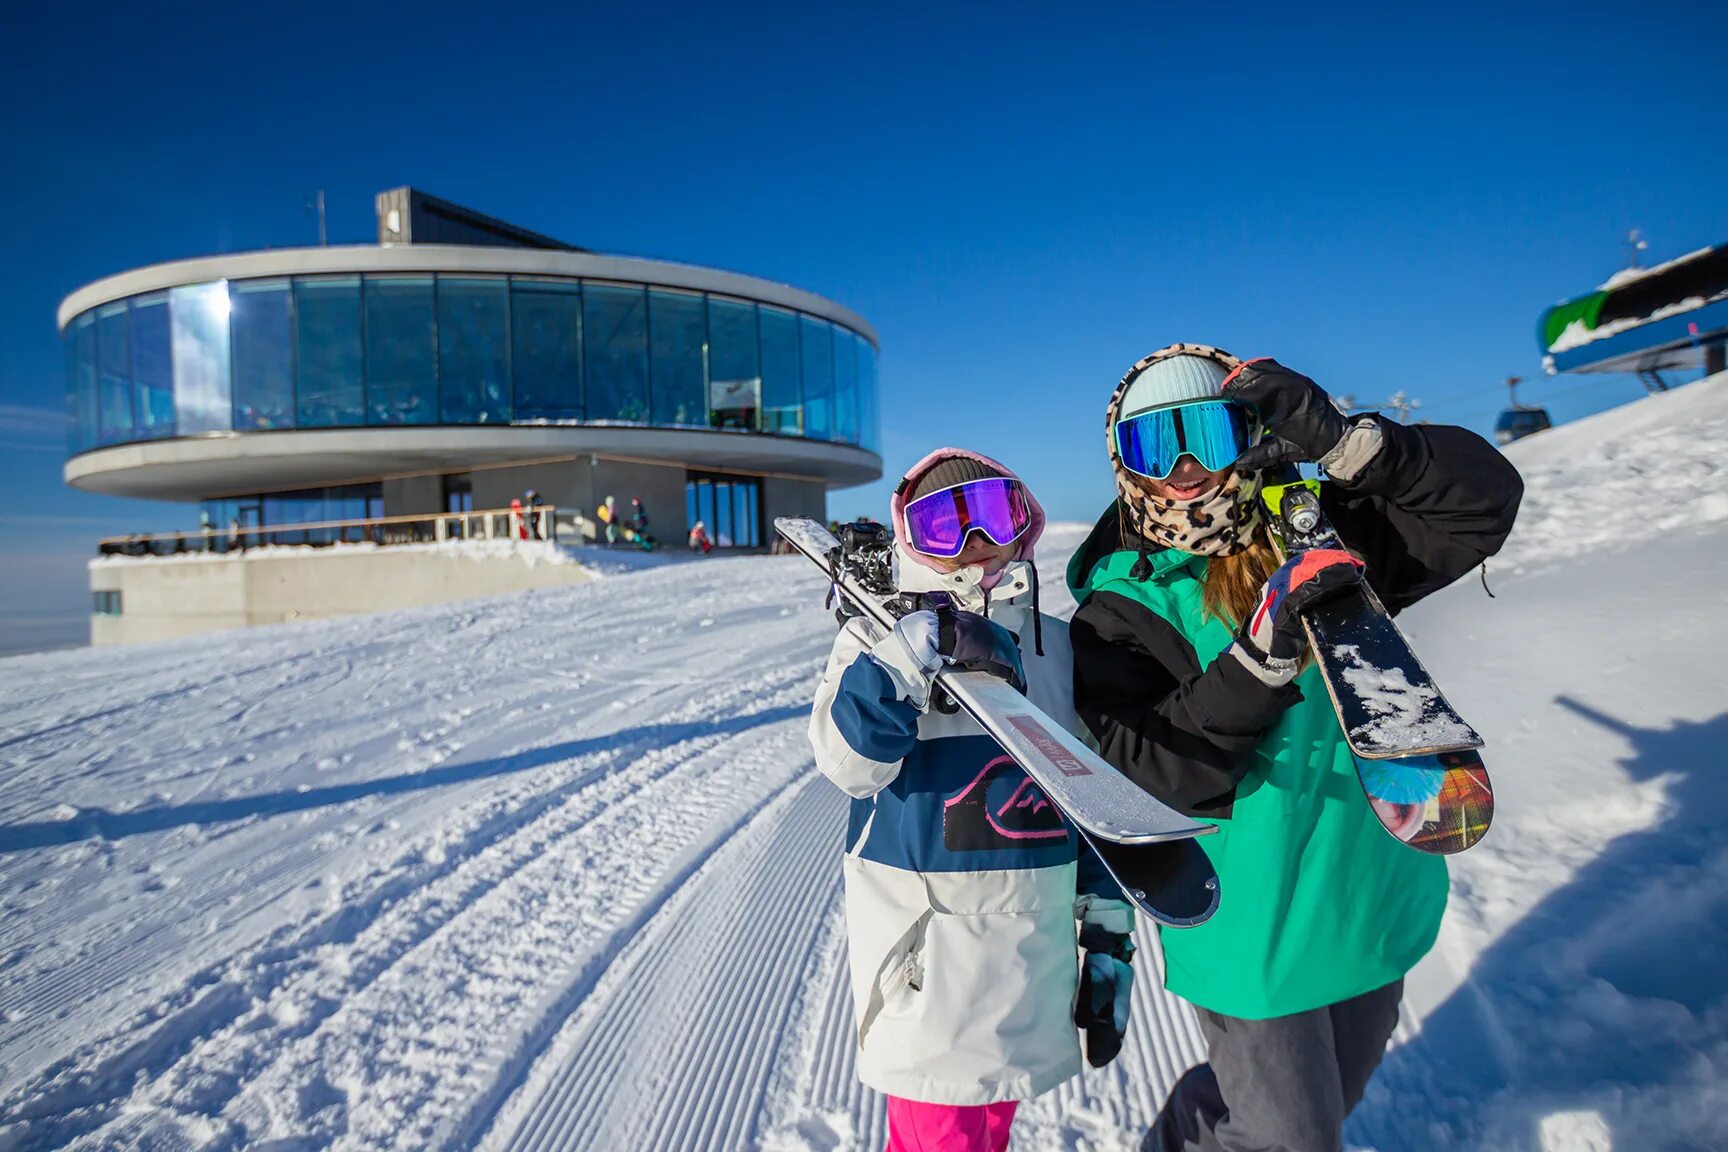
left=1201, top=527, right=1283, bottom=628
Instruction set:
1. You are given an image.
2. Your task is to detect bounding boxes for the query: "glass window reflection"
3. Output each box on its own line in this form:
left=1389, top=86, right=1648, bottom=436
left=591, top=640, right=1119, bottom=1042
left=800, top=317, right=834, bottom=441
left=758, top=307, right=802, bottom=435
left=232, top=280, right=295, bottom=430
left=512, top=279, right=582, bottom=420
left=295, top=277, right=364, bottom=427
left=365, top=276, right=437, bottom=426
left=832, top=329, right=859, bottom=446
left=170, top=282, right=233, bottom=435
left=67, top=313, right=96, bottom=455
left=439, top=277, right=510, bottom=423
left=584, top=284, right=649, bottom=422
left=859, top=341, right=880, bottom=454
left=131, top=294, right=175, bottom=439
left=63, top=273, right=880, bottom=469
left=96, top=302, right=133, bottom=445
left=707, top=298, right=759, bottom=431
left=648, top=289, right=706, bottom=427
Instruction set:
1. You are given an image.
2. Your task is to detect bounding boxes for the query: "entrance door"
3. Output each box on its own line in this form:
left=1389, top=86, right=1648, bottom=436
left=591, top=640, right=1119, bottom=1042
left=685, top=473, right=761, bottom=548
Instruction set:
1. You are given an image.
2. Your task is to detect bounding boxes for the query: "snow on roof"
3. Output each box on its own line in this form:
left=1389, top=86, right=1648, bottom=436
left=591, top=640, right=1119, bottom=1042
left=1597, top=244, right=1715, bottom=291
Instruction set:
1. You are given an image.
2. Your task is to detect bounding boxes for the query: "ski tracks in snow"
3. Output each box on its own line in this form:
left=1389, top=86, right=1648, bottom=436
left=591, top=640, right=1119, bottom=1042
left=0, top=559, right=836, bottom=1150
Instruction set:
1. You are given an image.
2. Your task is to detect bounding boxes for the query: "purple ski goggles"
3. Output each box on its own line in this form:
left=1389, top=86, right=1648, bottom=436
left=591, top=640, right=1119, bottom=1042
left=902, top=478, right=1034, bottom=559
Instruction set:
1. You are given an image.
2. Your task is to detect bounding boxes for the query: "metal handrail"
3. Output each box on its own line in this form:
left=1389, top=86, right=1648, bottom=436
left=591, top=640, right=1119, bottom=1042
left=97, top=505, right=559, bottom=555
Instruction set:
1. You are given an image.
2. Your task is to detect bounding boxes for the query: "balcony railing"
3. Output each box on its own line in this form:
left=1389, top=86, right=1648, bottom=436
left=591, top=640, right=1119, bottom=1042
left=97, top=506, right=559, bottom=557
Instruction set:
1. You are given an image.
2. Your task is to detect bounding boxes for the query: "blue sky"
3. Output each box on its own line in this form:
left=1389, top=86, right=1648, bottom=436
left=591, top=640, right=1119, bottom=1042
left=2, top=1, right=1723, bottom=629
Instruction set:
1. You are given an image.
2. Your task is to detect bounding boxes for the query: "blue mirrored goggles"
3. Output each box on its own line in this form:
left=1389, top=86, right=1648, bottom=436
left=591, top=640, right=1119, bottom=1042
left=1112, top=400, right=1259, bottom=480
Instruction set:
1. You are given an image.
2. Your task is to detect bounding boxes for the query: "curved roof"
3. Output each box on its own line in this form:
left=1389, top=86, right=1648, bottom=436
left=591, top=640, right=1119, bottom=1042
left=59, top=245, right=878, bottom=347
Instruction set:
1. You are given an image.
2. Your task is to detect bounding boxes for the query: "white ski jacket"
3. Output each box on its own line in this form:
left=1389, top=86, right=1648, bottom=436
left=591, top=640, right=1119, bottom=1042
left=809, top=549, right=1131, bottom=1106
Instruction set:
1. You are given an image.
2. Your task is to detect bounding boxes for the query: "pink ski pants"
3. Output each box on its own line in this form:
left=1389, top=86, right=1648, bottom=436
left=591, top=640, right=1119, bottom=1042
left=885, top=1096, right=1019, bottom=1151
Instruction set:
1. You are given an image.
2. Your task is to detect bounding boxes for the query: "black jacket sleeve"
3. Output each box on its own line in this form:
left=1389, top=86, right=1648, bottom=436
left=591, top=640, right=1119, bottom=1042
left=1323, top=416, right=1524, bottom=614
left=1071, top=590, right=1301, bottom=817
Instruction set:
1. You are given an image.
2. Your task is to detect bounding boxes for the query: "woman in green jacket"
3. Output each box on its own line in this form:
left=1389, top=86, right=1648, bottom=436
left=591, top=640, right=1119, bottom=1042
left=1066, top=344, right=1522, bottom=1152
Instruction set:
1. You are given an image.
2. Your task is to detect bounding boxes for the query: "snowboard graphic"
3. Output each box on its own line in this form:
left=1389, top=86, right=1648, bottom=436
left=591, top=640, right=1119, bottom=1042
left=1354, top=749, right=1495, bottom=855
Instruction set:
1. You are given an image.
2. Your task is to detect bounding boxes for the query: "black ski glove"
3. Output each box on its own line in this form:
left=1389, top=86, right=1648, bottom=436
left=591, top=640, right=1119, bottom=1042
left=1222, top=358, right=1351, bottom=473
left=1074, top=923, right=1135, bottom=1068
left=1230, top=549, right=1365, bottom=684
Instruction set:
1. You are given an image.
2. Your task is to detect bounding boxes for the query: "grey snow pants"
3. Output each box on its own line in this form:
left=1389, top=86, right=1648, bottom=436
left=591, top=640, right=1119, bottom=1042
left=1143, top=978, right=1404, bottom=1152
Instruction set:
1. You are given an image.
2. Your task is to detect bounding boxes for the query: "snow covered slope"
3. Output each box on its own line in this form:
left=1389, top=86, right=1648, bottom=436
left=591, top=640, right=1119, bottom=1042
left=2, top=374, right=1725, bottom=1151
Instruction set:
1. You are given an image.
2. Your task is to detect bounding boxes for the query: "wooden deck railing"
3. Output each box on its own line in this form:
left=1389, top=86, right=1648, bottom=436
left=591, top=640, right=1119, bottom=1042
left=97, top=506, right=559, bottom=556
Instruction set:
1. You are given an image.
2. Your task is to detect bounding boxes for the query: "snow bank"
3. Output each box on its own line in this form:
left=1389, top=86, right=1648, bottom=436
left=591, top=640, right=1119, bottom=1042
left=92, top=537, right=584, bottom=570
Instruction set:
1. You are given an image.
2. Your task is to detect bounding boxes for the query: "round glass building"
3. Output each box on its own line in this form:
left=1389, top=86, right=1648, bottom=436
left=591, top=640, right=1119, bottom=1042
left=61, top=193, right=881, bottom=551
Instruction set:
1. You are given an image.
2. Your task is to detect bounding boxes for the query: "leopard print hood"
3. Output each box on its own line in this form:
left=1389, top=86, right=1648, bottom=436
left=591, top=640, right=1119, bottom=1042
left=1104, top=343, right=1264, bottom=560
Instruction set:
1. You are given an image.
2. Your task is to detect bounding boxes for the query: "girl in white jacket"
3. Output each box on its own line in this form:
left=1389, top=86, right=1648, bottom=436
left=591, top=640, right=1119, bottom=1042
left=809, top=448, right=1135, bottom=1152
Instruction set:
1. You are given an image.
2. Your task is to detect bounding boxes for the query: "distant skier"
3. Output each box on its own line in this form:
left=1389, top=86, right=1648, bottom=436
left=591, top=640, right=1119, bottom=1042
left=524, top=489, right=544, bottom=540
left=597, top=496, right=620, bottom=546
left=627, top=497, right=656, bottom=551
left=809, top=449, right=1136, bottom=1152
left=688, top=520, right=714, bottom=555
left=1063, top=346, right=1522, bottom=1152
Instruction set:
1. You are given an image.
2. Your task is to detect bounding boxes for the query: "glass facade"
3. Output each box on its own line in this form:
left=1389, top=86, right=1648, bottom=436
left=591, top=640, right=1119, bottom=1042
left=583, top=284, right=649, bottom=422
left=685, top=474, right=761, bottom=548
left=65, top=271, right=880, bottom=457
left=438, top=278, right=510, bottom=424
left=201, top=484, right=384, bottom=546
left=648, top=289, right=706, bottom=427
left=231, top=280, right=294, bottom=430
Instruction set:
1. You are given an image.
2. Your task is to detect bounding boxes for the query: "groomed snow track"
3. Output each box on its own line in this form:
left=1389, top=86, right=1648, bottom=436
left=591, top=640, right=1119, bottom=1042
left=0, top=549, right=1209, bottom=1152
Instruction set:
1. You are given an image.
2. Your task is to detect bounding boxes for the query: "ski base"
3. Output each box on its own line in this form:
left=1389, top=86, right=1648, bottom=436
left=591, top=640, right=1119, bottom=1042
left=1080, top=831, right=1221, bottom=926
left=1354, top=748, right=1494, bottom=855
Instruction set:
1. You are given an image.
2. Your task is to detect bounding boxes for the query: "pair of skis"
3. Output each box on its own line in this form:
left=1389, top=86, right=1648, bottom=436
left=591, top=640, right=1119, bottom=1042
left=775, top=517, right=1220, bottom=928
left=1259, top=472, right=1495, bottom=855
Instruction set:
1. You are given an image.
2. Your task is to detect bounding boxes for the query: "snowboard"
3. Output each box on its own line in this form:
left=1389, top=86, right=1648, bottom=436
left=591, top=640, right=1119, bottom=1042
left=1260, top=474, right=1483, bottom=759
left=1260, top=473, right=1495, bottom=853
left=776, top=516, right=1220, bottom=927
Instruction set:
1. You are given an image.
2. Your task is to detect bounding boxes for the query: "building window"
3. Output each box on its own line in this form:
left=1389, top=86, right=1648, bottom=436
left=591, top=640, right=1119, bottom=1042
left=832, top=328, right=860, bottom=446
left=859, top=340, right=881, bottom=454
left=130, top=293, right=175, bottom=440
left=706, top=298, right=759, bottom=431
left=511, top=279, right=582, bottom=420
left=170, top=282, right=233, bottom=435
left=443, top=474, right=473, bottom=513
left=95, top=302, right=133, bottom=446
left=758, top=306, right=802, bottom=436
left=648, top=289, right=707, bottom=427
left=438, top=277, right=511, bottom=424
left=364, top=275, right=437, bottom=426
left=686, top=472, right=761, bottom=548
left=231, top=279, right=295, bottom=430
left=800, top=317, right=834, bottom=441
left=583, top=284, right=649, bottom=422
left=93, top=590, right=123, bottom=616
left=294, top=277, right=365, bottom=427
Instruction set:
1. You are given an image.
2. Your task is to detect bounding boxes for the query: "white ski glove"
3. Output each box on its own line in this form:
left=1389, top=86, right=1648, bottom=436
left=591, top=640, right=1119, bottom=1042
left=868, top=603, right=1025, bottom=710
